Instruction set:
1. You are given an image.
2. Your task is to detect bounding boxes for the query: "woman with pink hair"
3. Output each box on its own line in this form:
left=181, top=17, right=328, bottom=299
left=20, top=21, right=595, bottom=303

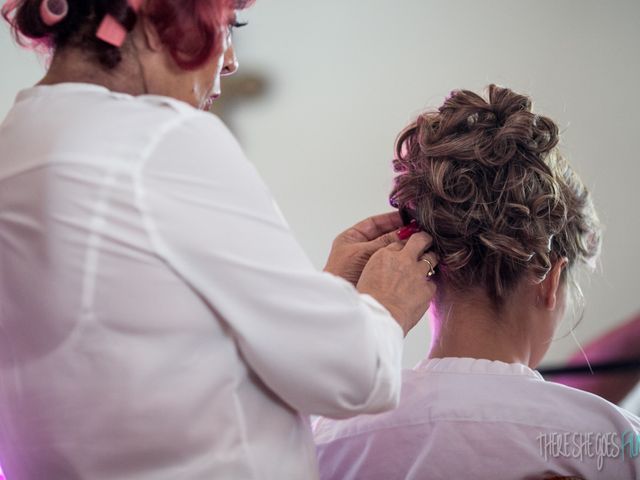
left=0, top=1, right=439, bottom=478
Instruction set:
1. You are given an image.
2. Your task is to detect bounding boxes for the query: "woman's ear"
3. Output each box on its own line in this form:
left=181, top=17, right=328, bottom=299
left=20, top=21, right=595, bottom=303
left=137, top=15, right=164, bottom=53
left=539, top=257, right=569, bottom=310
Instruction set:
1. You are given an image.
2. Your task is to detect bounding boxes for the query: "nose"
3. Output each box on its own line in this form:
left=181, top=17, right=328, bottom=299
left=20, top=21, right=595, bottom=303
left=221, top=44, right=239, bottom=76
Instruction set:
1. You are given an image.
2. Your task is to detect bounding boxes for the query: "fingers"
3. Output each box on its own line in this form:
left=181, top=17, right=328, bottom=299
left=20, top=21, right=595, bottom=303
left=402, top=231, right=435, bottom=259
left=385, top=241, right=404, bottom=252
left=387, top=236, right=439, bottom=279
left=367, top=229, right=401, bottom=251
left=357, top=232, right=439, bottom=335
left=350, top=212, right=404, bottom=242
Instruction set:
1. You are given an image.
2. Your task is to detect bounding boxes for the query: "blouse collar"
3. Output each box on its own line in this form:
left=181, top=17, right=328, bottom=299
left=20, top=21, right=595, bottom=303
left=414, top=356, right=544, bottom=380
left=15, top=82, right=128, bottom=104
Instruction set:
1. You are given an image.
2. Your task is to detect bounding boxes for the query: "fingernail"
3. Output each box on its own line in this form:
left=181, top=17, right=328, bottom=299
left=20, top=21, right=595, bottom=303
left=397, top=227, right=412, bottom=240
left=397, top=221, right=420, bottom=240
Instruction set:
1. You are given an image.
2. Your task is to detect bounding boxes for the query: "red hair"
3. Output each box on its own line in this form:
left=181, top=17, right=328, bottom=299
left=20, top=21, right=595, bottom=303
left=2, top=0, right=254, bottom=70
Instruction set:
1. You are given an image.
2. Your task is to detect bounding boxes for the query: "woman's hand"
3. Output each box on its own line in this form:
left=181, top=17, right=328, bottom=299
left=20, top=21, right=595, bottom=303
left=323, top=212, right=405, bottom=286
left=356, top=232, right=438, bottom=336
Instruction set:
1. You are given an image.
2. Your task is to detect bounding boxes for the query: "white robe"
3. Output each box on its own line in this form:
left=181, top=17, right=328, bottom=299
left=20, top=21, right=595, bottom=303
left=315, top=357, right=640, bottom=479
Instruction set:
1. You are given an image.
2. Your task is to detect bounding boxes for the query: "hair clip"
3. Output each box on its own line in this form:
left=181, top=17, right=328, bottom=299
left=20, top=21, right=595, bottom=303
left=95, top=0, right=142, bottom=47
left=397, top=220, right=420, bottom=240
left=96, top=14, right=127, bottom=47
left=40, top=0, right=68, bottom=26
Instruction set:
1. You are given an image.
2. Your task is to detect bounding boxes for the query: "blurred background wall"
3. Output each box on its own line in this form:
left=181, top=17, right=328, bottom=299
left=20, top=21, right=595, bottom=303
left=1, top=0, right=639, bottom=369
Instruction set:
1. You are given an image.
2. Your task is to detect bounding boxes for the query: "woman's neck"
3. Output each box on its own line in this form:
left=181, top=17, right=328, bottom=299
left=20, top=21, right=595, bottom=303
left=38, top=47, right=147, bottom=97
left=427, top=289, right=544, bottom=368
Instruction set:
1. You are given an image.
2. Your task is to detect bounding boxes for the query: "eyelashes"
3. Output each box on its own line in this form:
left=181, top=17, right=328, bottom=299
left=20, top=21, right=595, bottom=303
left=227, top=20, right=248, bottom=40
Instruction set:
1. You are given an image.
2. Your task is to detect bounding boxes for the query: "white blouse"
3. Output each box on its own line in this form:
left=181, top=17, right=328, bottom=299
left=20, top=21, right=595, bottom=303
left=314, top=357, right=640, bottom=480
left=622, top=383, right=640, bottom=416
left=0, top=83, right=404, bottom=480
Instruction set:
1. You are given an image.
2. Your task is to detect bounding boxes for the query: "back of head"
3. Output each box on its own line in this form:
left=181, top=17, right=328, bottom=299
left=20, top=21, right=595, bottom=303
left=2, top=0, right=253, bottom=70
left=390, top=85, right=601, bottom=307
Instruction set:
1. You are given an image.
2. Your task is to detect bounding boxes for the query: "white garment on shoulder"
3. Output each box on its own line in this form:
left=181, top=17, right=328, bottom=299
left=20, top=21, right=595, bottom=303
left=0, top=83, right=404, bottom=480
left=314, top=357, right=640, bottom=480
left=621, top=382, right=640, bottom=416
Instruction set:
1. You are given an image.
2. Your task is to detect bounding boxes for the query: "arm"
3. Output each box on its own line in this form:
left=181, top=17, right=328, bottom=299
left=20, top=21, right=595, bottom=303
left=136, top=113, right=408, bottom=418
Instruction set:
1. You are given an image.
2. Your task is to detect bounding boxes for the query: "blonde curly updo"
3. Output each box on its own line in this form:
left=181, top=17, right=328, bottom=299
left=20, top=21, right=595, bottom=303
left=389, top=85, right=601, bottom=306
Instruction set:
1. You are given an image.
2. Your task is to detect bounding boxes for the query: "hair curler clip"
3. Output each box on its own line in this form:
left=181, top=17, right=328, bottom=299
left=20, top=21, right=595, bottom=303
left=40, top=0, right=68, bottom=26
left=128, top=0, right=143, bottom=12
left=397, top=219, right=420, bottom=240
left=95, top=0, right=142, bottom=47
left=96, top=14, right=127, bottom=47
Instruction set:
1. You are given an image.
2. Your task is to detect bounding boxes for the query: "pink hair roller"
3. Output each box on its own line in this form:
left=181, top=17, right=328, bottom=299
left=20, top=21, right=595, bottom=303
left=39, top=0, right=68, bottom=26
left=128, top=0, right=143, bottom=12
left=95, top=0, right=143, bottom=47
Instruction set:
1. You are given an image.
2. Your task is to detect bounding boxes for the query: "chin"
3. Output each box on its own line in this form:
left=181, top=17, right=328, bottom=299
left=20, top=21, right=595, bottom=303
left=202, top=94, right=219, bottom=111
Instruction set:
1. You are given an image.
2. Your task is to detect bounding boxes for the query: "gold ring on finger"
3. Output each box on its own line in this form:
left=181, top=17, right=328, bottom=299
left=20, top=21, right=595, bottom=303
left=421, top=258, right=436, bottom=278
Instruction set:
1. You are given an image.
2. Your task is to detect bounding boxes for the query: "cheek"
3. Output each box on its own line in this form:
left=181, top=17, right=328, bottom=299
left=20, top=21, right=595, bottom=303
left=197, top=60, right=222, bottom=92
left=202, top=45, right=225, bottom=78
left=211, top=54, right=225, bottom=82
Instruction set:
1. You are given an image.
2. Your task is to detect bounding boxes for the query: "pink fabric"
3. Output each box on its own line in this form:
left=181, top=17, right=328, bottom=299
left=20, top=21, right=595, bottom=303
left=315, top=357, right=640, bottom=480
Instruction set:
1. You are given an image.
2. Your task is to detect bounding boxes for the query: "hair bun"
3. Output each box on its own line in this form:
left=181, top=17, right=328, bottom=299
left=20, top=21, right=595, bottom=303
left=485, top=86, right=558, bottom=167
left=427, top=85, right=560, bottom=169
left=390, top=84, right=601, bottom=306
left=489, top=87, right=560, bottom=164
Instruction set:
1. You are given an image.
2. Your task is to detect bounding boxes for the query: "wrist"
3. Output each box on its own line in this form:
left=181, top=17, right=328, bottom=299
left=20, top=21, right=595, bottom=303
left=357, top=289, right=408, bottom=336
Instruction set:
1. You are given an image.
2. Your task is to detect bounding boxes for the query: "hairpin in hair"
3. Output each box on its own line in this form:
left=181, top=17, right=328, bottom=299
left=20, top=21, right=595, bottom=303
left=40, top=0, right=68, bottom=26
left=95, top=0, right=142, bottom=48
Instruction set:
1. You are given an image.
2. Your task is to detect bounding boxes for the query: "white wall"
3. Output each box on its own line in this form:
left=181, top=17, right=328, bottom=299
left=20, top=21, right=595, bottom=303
left=2, top=0, right=639, bottom=368
left=0, top=23, right=42, bottom=116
